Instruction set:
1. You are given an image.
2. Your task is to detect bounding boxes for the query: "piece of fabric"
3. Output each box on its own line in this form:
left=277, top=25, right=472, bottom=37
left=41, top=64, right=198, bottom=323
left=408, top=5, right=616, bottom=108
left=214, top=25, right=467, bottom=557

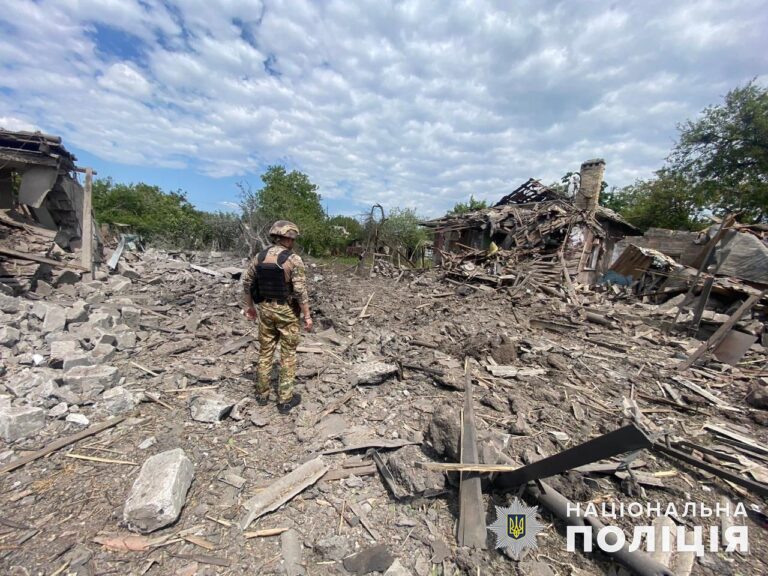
left=256, top=301, right=300, bottom=402
left=242, top=244, right=309, bottom=306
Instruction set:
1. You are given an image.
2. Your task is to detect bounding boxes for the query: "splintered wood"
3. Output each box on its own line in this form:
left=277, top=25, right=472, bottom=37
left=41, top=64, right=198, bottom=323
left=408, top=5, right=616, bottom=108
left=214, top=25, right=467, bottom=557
left=457, top=367, right=487, bottom=549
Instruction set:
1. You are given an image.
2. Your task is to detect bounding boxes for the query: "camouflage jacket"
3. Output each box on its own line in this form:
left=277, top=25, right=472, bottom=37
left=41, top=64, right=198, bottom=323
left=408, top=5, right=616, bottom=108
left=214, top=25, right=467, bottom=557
left=242, top=245, right=309, bottom=306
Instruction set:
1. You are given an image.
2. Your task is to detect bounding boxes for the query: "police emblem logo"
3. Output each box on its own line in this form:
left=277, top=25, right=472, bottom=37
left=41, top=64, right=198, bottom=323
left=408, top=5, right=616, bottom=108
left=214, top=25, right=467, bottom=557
left=488, top=498, right=544, bottom=559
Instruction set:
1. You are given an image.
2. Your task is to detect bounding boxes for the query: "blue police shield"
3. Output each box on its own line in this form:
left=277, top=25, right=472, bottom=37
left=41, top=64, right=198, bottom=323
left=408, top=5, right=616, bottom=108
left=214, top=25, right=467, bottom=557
left=507, top=514, right=526, bottom=540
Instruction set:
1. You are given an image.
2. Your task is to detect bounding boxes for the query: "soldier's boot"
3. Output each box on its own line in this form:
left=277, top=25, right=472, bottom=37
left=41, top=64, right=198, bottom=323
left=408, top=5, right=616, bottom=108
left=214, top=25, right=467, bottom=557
left=254, top=372, right=271, bottom=405
left=277, top=392, right=301, bottom=414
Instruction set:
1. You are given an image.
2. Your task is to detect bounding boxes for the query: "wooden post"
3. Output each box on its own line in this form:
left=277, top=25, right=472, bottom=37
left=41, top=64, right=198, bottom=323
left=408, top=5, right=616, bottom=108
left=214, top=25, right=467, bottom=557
left=81, top=167, right=94, bottom=278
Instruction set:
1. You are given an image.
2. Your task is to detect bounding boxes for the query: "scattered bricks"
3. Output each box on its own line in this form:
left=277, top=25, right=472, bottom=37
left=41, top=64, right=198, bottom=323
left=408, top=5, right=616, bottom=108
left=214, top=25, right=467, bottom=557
left=35, top=281, right=53, bottom=297
left=351, top=361, right=399, bottom=385
left=123, top=448, right=194, bottom=533
left=66, top=413, right=90, bottom=426
left=113, top=329, right=137, bottom=350
left=0, top=293, right=21, bottom=314
left=0, top=326, right=20, bottom=347
left=53, top=270, right=81, bottom=287
left=189, top=394, right=235, bottom=423
left=30, top=301, right=48, bottom=320
left=62, top=354, right=97, bottom=371
left=0, top=405, right=46, bottom=442
left=43, top=305, right=67, bottom=333
left=95, top=333, right=118, bottom=347
left=6, top=368, right=60, bottom=398
left=91, top=343, right=116, bottom=362
left=88, top=312, right=115, bottom=330
left=120, top=306, right=142, bottom=329
left=103, top=386, right=137, bottom=414
left=110, top=277, right=132, bottom=293
left=66, top=301, right=90, bottom=324
left=48, top=402, right=68, bottom=419
left=50, top=340, right=80, bottom=361
left=61, top=365, right=121, bottom=400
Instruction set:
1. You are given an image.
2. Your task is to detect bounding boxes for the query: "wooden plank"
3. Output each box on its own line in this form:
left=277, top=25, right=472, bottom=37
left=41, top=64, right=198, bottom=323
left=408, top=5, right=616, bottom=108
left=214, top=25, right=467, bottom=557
left=322, top=463, right=376, bottom=482
left=677, top=292, right=763, bottom=371
left=81, top=167, right=94, bottom=277
left=671, top=377, right=739, bottom=411
left=0, top=246, right=89, bottom=272
left=457, top=367, right=486, bottom=549
left=704, top=425, right=768, bottom=456
left=0, top=416, right=127, bottom=475
left=239, top=457, right=328, bottom=529
left=321, top=439, right=417, bottom=455
left=218, top=334, right=255, bottom=356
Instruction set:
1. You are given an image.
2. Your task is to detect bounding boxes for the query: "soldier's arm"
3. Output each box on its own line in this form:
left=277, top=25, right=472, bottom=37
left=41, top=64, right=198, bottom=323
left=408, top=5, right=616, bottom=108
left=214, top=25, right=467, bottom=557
left=242, top=258, right=258, bottom=309
left=289, top=255, right=311, bottom=319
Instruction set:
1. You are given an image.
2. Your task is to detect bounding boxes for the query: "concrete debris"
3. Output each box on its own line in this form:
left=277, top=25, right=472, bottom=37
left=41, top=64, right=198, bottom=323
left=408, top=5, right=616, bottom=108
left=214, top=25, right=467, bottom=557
left=425, top=403, right=461, bottom=461
left=0, top=405, right=46, bottom=442
left=0, top=325, right=20, bottom=347
left=43, top=305, right=67, bottom=333
left=138, top=436, right=157, bottom=450
left=383, top=559, right=413, bottom=576
left=103, top=386, right=137, bottom=414
left=65, top=412, right=90, bottom=426
left=342, top=544, right=395, bottom=575
left=351, top=360, right=399, bottom=385
left=0, top=198, right=766, bottom=575
left=314, top=535, right=351, bottom=561
left=48, top=402, right=68, bottom=419
left=123, top=448, right=195, bottom=533
left=61, top=365, right=120, bottom=400
left=189, top=394, right=235, bottom=423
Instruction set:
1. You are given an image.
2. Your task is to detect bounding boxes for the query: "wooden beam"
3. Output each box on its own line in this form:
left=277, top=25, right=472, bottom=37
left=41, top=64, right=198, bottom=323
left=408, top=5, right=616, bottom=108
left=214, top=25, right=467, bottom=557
left=0, top=246, right=89, bottom=272
left=81, top=167, right=94, bottom=277
left=677, top=292, right=763, bottom=371
left=457, top=366, right=487, bottom=548
left=0, top=416, right=126, bottom=475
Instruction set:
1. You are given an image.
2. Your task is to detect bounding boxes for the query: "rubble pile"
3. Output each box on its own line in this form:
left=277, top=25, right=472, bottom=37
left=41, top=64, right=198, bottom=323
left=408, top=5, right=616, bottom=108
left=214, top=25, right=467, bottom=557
left=0, top=232, right=767, bottom=575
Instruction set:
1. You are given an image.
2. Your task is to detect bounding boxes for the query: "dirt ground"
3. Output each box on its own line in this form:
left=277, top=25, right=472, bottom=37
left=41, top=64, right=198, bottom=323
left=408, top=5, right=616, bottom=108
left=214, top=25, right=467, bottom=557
left=0, top=250, right=766, bottom=575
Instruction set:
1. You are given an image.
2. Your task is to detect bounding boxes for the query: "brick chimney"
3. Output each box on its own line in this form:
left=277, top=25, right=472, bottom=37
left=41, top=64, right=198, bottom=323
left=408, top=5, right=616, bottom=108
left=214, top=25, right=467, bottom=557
left=575, top=158, right=605, bottom=213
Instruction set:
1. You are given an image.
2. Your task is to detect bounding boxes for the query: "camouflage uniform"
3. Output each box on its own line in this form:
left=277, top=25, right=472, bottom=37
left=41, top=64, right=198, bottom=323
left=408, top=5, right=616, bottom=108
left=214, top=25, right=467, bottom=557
left=242, top=245, right=309, bottom=403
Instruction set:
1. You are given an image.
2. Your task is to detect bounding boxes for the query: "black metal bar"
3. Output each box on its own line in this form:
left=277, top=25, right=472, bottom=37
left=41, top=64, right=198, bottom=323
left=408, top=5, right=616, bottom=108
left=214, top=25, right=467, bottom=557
left=652, top=442, right=768, bottom=498
left=494, top=424, right=653, bottom=490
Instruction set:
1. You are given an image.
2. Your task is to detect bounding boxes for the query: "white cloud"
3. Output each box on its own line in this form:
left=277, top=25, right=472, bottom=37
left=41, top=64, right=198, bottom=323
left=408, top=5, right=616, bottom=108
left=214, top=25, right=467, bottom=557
left=0, top=0, right=765, bottom=217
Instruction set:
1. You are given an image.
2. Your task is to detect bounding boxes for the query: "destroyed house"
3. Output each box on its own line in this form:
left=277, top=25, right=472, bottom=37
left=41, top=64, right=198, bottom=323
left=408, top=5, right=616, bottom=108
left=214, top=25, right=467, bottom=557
left=423, top=159, right=640, bottom=284
left=0, top=129, right=97, bottom=293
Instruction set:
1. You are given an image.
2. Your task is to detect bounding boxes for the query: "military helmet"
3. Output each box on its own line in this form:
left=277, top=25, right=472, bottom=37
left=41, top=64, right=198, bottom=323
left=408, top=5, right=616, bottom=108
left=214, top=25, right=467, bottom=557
left=269, top=220, right=300, bottom=239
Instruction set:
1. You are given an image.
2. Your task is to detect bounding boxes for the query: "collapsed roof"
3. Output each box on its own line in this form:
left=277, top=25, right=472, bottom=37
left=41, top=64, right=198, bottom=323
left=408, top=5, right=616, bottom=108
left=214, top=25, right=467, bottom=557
left=0, top=129, right=85, bottom=242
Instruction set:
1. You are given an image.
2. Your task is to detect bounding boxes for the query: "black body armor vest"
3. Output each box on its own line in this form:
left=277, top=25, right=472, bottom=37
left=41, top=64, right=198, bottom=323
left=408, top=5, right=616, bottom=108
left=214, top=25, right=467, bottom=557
left=250, top=248, right=293, bottom=303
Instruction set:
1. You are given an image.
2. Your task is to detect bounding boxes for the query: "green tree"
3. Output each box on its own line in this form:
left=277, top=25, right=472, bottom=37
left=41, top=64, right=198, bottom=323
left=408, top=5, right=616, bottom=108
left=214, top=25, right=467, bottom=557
left=379, top=208, right=427, bottom=253
left=92, top=178, right=208, bottom=248
left=668, top=80, right=768, bottom=222
left=449, top=194, right=488, bottom=214
left=603, top=171, right=706, bottom=231
left=239, top=166, right=330, bottom=255
left=327, top=215, right=363, bottom=254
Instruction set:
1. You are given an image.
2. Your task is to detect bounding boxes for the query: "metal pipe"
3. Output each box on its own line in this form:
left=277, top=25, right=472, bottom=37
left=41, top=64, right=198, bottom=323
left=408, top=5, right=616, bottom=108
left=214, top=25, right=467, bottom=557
left=526, top=481, right=674, bottom=576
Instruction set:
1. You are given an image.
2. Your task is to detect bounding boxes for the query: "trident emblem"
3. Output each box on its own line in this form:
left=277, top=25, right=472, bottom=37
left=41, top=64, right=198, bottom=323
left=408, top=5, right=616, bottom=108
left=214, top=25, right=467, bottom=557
left=508, top=514, right=526, bottom=540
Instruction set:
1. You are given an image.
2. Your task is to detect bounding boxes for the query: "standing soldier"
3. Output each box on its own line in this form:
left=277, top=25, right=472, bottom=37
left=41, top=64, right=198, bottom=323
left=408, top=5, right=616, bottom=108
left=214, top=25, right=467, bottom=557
left=243, top=221, right=313, bottom=413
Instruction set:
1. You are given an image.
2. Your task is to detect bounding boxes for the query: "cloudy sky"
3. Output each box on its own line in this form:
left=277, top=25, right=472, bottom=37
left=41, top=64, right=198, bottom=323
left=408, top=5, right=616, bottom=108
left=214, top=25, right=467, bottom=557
left=1, top=0, right=766, bottom=217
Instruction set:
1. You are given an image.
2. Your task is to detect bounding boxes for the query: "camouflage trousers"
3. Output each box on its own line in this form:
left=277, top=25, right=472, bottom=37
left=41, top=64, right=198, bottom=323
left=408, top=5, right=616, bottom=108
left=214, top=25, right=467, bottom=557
left=256, top=302, right=300, bottom=403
